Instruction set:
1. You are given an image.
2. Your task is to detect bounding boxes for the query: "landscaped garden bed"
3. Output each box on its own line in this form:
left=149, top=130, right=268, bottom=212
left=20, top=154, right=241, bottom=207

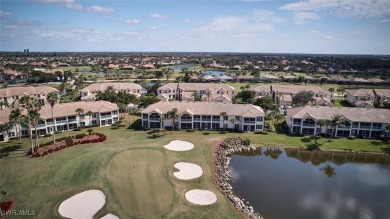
left=30, top=132, right=107, bottom=158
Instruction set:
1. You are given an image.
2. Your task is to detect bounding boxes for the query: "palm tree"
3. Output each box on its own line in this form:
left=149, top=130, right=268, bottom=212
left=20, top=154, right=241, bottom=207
left=273, top=112, right=284, bottom=132
left=9, top=108, right=22, bottom=143
left=20, top=96, right=35, bottom=152
left=230, top=118, right=237, bottom=131
left=205, top=91, right=212, bottom=102
left=316, top=119, right=327, bottom=137
left=220, top=112, right=227, bottom=132
left=0, top=123, right=12, bottom=141
left=191, top=91, right=199, bottom=101
left=30, top=108, right=41, bottom=147
left=47, top=91, right=59, bottom=142
left=321, top=160, right=336, bottom=177
left=75, top=108, right=84, bottom=127
left=328, top=88, right=334, bottom=94
left=329, top=114, right=345, bottom=141
left=336, top=88, right=342, bottom=100
left=128, top=107, right=139, bottom=126
left=159, top=115, right=165, bottom=130
left=86, top=111, right=93, bottom=126
left=167, top=108, right=178, bottom=133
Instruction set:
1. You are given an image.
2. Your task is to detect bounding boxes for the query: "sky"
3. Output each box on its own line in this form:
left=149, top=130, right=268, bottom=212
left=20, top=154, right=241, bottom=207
left=1, top=0, right=390, bottom=54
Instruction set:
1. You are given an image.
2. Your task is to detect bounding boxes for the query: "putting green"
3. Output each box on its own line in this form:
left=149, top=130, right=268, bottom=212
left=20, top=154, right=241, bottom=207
left=107, top=149, right=174, bottom=218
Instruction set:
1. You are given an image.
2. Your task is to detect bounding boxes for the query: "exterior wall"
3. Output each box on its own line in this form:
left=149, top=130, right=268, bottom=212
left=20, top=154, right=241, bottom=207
left=142, top=112, right=264, bottom=132
left=286, top=115, right=388, bottom=139
left=0, top=111, right=119, bottom=142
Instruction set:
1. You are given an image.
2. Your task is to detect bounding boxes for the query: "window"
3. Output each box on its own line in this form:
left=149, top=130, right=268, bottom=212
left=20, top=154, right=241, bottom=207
left=142, top=114, right=148, bottom=119
left=302, top=118, right=315, bottom=127
left=149, top=113, right=160, bottom=121
left=107, top=119, right=112, bottom=125
left=372, top=123, right=382, bottom=129
left=92, top=113, right=97, bottom=118
left=113, top=117, right=118, bottom=122
left=256, top=117, right=263, bottom=121
left=80, top=122, right=85, bottom=127
left=194, top=122, right=200, bottom=129
left=101, top=120, right=106, bottom=125
left=243, top=118, right=255, bottom=123
left=92, top=120, right=97, bottom=125
left=80, top=115, right=84, bottom=119
left=256, top=125, right=263, bottom=129
left=327, top=129, right=332, bottom=134
left=223, top=116, right=228, bottom=121
left=236, top=116, right=240, bottom=121
left=181, top=114, right=192, bottom=121
left=202, top=115, right=211, bottom=121
left=292, top=126, right=300, bottom=133
left=113, top=111, right=118, bottom=115
left=212, top=116, right=220, bottom=121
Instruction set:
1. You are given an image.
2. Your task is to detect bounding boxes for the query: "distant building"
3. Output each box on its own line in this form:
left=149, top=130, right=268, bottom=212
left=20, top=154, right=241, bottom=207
left=0, top=86, right=59, bottom=108
left=24, top=49, right=30, bottom=53
left=80, top=83, right=145, bottom=101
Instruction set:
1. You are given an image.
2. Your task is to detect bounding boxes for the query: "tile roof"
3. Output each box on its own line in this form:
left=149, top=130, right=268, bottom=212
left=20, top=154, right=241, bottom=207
left=0, top=86, right=58, bottom=98
left=251, top=85, right=270, bottom=92
left=270, top=85, right=331, bottom=96
left=374, top=89, right=390, bottom=97
left=287, top=106, right=390, bottom=123
left=157, top=83, right=235, bottom=92
left=347, top=89, right=375, bottom=97
left=0, top=101, right=118, bottom=124
left=142, top=102, right=264, bottom=117
left=80, top=83, right=143, bottom=92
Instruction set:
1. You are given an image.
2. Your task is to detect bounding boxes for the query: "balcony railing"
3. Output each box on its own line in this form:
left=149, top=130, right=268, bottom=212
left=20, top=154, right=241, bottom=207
left=243, top=121, right=256, bottom=124
left=68, top=119, right=77, bottom=122
left=100, top=115, right=112, bottom=119
left=360, top=126, right=371, bottom=129
left=181, top=119, right=192, bottom=122
left=302, top=123, right=315, bottom=127
left=193, top=118, right=201, bottom=121
left=293, top=122, right=301, bottom=125
left=352, top=125, right=359, bottom=128
left=56, top=120, right=67, bottom=123
left=149, top=118, right=160, bottom=121
left=372, top=126, right=382, bottom=130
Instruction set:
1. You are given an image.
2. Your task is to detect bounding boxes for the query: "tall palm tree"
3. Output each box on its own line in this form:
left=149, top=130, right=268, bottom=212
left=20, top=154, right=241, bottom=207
left=9, top=108, right=22, bottom=143
left=316, top=119, right=327, bottom=137
left=167, top=108, right=178, bottom=133
left=329, top=114, right=345, bottom=141
left=75, top=108, right=84, bottom=128
left=128, top=107, right=139, bottom=126
left=20, top=96, right=35, bottom=152
left=273, top=112, right=284, bottom=132
left=220, top=112, right=227, bottom=132
left=0, top=123, right=12, bottom=142
left=159, top=115, right=165, bottom=130
left=47, top=91, right=59, bottom=142
left=191, top=91, right=199, bottom=101
left=328, top=88, right=335, bottom=94
left=230, top=118, right=237, bottom=131
left=205, top=91, right=212, bottom=102
left=336, top=88, right=342, bottom=100
left=86, top=111, right=93, bottom=126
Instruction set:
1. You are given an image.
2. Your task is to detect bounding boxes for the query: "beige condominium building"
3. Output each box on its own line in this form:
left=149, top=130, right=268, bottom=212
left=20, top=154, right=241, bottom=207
left=0, top=86, right=59, bottom=108
left=286, top=106, right=390, bottom=138
left=141, top=101, right=264, bottom=132
left=80, top=83, right=145, bottom=101
left=157, top=83, right=235, bottom=103
left=0, top=101, right=119, bottom=142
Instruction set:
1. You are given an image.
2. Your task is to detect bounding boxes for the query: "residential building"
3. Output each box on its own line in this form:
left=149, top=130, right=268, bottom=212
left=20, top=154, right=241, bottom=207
left=80, top=83, right=145, bottom=101
left=141, top=102, right=264, bottom=132
left=157, top=83, right=235, bottom=103
left=286, top=106, right=390, bottom=138
left=0, top=86, right=59, bottom=108
left=251, top=85, right=333, bottom=106
left=346, top=89, right=375, bottom=108
left=373, top=89, right=390, bottom=107
left=0, top=101, right=119, bottom=142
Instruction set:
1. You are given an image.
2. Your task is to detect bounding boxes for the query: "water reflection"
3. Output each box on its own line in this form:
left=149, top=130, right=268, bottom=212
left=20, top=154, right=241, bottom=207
left=229, top=147, right=390, bottom=219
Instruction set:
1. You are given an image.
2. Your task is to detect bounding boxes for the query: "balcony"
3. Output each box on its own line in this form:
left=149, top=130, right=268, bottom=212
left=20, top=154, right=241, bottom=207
left=68, top=119, right=77, bottom=123
left=181, top=119, right=192, bottom=122
left=293, top=122, right=301, bottom=125
left=100, top=115, right=112, bottom=119
left=352, top=125, right=359, bottom=128
left=149, top=118, right=160, bottom=121
left=302, top=123, right=315, bottom=127
left=193, top=118, right=201, bottom=121
left=360, top=126, right=371, bottom=129
left=372, top=126, right=382, bottom=130
left=55, top=120, right=67, bottom=123
left=243, top=121, right=256, bottom=124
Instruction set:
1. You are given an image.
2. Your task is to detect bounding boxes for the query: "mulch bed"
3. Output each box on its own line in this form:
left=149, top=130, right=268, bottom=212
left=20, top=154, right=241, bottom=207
left=30, top=133, right=107, bottom=158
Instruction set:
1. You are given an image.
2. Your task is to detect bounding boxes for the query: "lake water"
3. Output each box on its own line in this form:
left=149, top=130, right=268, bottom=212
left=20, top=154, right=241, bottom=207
left=169, top=65, right=195, bottom=70
left=204, top=70, right=228, bottom=76
left=229, top=147, right=390, bottom=219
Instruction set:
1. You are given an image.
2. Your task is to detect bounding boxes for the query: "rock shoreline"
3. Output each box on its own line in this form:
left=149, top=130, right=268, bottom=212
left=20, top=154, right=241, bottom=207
left=214, top=137, right=263, bottom=219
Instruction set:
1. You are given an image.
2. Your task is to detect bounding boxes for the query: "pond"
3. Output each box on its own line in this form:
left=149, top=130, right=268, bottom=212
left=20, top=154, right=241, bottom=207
left=229, top=147, right=390, bottom=219
left=169, top=65, right=195, bottom=70
left=204, top=70, right=228, bottom=76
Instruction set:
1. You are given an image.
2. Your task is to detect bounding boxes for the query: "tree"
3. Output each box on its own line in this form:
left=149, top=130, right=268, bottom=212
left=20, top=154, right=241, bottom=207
left=139, top=95, right=159, bottom=108
left=316, top=119, right=327, bottom=137
left=0, top=123, right=12, bottom=141
left=20, top=96, right=35, bottom=152
left=329, top=114, right=345, bottom=141
left=273, top=112, right=284, bottom=131
left=253, top=96, right=277, bottom=118
left=75, top=108, right=84, bottom=127
left=9, top=108, right=22, bottom=143
left=328, top=88, right=335, bottom=94
left=336, top=88, right=342, bottom=99
left=117, top=103, right=127, bottom=120
left=128, top=107, right=140, bottom=126
left=191, top=91, right=200, bottom=101
left=205, top=91, right=212, bottom=102
left=292, top=90, right=315, bottom=107
left=220, top=112, right=227, bottom=132
left=230, top=118, right=237, bottom=130
left=155, top=71, right=164, bottom=79
left=47, top=91, right=59, bottom=142
left=86, top=111, right=93, bottom=126
left=236, top=90, right=256, bottom=103
left=167, top=108, right=178, bottom=133
left=321, top=160, right=336, bottom=178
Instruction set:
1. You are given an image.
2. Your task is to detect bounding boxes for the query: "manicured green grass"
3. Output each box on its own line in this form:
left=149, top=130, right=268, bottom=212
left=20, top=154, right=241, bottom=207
left=0, top=124, right=387, bottom=219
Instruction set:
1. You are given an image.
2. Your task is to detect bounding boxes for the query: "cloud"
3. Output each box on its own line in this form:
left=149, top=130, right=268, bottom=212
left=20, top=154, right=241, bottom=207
left=149, top=26, right=157, bottom=30
left=10, top=20, right=44, bottom=26
left=293, top=12, right=320, bottom=24
left=252, top=9, right=284, bottom=23
left=308, top=30, right=334, bottom=40
left=148, top=13, right=166, bottom=19
left=89, top=5, right=114, bottom=13
left=125, top=19, right=139, bottom=25
left=381, top=19, right=390, bottom=22
left=183, top=19, right=191, bottom=23
left=0, top=10, right=11, bottom=17
left=34, top=0, right=83, bottom=10
left=309, top=30, right=320, bottom=34
left=280, top=0, right=390, bottom=17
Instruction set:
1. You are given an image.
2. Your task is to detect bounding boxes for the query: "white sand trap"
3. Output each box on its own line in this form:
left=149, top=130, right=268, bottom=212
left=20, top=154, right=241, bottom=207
left=174, top=162, right=203, bottom=180
left=100, top=214, right=119, bottom=219
left=164, top=140, right=194, bottom=151
left=59, top=189, right=106, bottom=219
left=185, top=189, right=217, bottom=205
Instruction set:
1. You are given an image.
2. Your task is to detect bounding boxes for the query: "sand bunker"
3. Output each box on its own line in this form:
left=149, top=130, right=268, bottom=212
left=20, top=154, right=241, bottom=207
left=174, top=162, right=203, bottom=180
left=185, top=189, right=217, bottom=205
left=164, top=140, right=194, bottom=151
left=59, top=189, right=106, bottom=219
left=100, top=214, right=119, bottom=219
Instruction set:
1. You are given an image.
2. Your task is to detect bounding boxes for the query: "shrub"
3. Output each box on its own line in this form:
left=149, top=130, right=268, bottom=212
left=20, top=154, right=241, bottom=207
left=41, top=151, right=48, bottom=156
left=48, top=148, right=53, bottom=153
left=75, top=133, right=87, bottom=139
left=34, top=152, right=41, bottom=157
left=87, top=129, right=93, bottom=135
left=55, top=131, right=62, bottom=134
left=73, top=128, right=82, bottom=131
left=254, top=131, right=263, bottom=134
left=43, top=133, right=52, bottom=137
left=262, top=131, right=268, bottom=135
left=186, top=129, right=195, bottom=132
left=348, top=136, right=356, bottom=140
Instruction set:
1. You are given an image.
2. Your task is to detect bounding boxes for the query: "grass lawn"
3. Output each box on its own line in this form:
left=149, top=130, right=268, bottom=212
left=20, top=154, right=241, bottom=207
left=0, top=122, right=387, bottom=218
